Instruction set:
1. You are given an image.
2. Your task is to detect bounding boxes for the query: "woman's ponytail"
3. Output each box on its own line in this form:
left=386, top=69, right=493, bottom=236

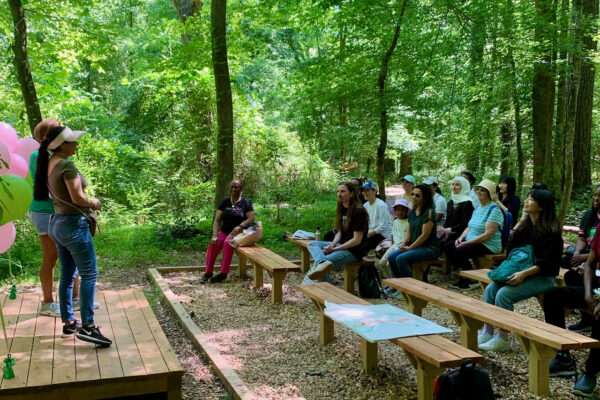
left=33, top=139, right=50, bottom=201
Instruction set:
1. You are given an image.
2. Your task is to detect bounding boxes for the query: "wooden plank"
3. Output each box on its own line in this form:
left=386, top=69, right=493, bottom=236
left=119, top=289, right=169, bottom=374
left=51, top=301, right=76, bottom=385
left=392, top=336, right=466, bottom=368
left=27, top=301, right=56, bottom=387
left=133, top=290, right=184, bottom=373
left=0, top=293, right=19, bottom=361
left=297, top=283, right=371, bottom=306
left=104, top=290, right=147, bottom=377
left=94, top=291, right=124, bottom=380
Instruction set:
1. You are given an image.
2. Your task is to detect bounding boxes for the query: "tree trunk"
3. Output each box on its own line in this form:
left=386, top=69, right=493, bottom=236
left=172, top=0, right=202, bottom=22
left=532, top=0, right=556, bottom=183
left=399, top=152, right=413, bottom=178
left=211, top=0, right=234, bottom=207
left=8, top=0, right=42, bottom=135
left=553, top=0, right=570, bottom=188
left=376, top=0, right=408, bottom=201
left=559, top=0, right=584, bottom=224
left=500, top=120, right=511, bottom=175
left=573, top=0, right=597, bottom=188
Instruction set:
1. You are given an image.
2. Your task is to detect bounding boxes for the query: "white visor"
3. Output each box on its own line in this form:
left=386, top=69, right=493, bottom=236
left=48, top=127, right=86, bottom=150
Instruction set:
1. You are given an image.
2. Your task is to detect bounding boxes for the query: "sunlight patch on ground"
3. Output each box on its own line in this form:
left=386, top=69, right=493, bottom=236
left=251, top=384, right=305, bottom=400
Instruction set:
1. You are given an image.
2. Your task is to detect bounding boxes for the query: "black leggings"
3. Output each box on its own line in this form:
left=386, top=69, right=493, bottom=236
left=444, top=241, right=492, bottom=271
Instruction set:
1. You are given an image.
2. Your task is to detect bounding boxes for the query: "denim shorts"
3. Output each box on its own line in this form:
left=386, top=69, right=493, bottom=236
left=30, top=211, right=53, bottom=236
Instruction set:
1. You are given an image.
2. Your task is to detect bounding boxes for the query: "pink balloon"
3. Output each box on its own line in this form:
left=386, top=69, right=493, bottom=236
left=0, top=122, right=18, bottom=152
left=0, top=222, right=16, bottom=253
left=6, top=153, right=28, bottom=178
left=13, top=138, right=39, bottom=162
left=0, top=140, right=9, bottom=175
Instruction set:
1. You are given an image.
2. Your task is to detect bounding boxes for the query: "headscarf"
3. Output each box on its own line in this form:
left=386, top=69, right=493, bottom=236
left=450, top=176, right=472, bottom=205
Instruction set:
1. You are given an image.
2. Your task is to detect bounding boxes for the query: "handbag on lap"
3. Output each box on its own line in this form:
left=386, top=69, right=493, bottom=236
left=229, top=221, right=263, bottom=248
left=487, top=245, right=534, bottom=283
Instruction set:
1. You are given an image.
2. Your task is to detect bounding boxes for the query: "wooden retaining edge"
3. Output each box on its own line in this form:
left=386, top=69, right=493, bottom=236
left=156, top=259, right=302, bottom=274
left=147, top=268, right=258, bottom=400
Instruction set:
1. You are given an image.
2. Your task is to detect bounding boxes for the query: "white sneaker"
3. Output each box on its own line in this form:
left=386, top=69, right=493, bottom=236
left=478, top=334, right=511, bottom=352
left=477, top=330, right=493, bottom=345
left=39, top=302, right=60, bottom=317
left=73, top=299, right=101, bottom=311
left=308, top=261, right=334, bottom=281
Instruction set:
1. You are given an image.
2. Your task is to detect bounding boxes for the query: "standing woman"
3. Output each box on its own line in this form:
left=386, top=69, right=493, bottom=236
left=498, top=174, right=520, bottom=226
left=437, top=176, right=475, bottom=243
left=478, top=189, right=562, bottom=351
left=202, top=179, right=254, bottom=283
left=387, top=183, right=440, bottom=278
left=34, top=126, right=111, bottom=346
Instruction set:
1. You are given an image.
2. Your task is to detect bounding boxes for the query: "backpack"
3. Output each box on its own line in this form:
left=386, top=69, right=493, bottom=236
left=434, top=360, right=495, bottom=400
left=357, top=265, right=385, bottom=299
left=486, top=205, right=512, bottom=241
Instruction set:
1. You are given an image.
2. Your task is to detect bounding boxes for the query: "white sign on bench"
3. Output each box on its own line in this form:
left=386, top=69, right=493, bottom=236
left=324, top=302, right=451, bottom=342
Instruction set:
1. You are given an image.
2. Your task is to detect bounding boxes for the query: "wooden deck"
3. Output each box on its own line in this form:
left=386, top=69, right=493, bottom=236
left=0, top=289, right=184, bottom=400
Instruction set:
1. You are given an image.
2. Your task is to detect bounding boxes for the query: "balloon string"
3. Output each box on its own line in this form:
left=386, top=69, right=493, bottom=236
left=7, top=251, right=11, bottom=280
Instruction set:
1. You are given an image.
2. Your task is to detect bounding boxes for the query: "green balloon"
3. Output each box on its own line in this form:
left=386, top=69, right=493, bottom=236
left=0, top=174, right=33, bottom=225
left=25, top=171, right=33, bottom=187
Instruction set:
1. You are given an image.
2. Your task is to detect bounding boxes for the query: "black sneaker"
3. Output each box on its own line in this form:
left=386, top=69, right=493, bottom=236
left=200, top=273, right=213, bottom=284
left=549, top=356, right=577, bottom=377
left=209, top=273, right=227, bottom=283
left=76, top=325, right=113, bottom=347
left=568, top=318, right=593, bottom=333
left=62, top=319, right=82, bottom=337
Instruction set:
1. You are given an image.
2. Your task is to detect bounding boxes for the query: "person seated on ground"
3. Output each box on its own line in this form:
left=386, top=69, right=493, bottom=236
left=461, top=170, right=480, bottom=208
left=423, top=176, right=447, bottom=227
left=386, top=184, right=440, bottom=278
left=202, top=179, right=255, bottom=284
left=302, top=182, right=368, bottom=284
left=478, top=189, right=562, bottom=352
left=399, top=174, right=416, bottom=209
left=323, top=177, right=364, bottom=242
left=377, top=198, right=409, bottom=278
left=362, top=180, right=393, bottom=251
left=497, top=174, right=520, bottom=227
left=437, top=176, right=475, bottom=244
left=542, top=228, right=600, bottom=398
left=558, top=184, right=600, bottom=333
left=446, top=179, right=506, bottom=290
left=512, top=182, right=548, bottom=231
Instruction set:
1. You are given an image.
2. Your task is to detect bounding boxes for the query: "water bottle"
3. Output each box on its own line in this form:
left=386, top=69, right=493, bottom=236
left=315, top=226, right=321, bottom=241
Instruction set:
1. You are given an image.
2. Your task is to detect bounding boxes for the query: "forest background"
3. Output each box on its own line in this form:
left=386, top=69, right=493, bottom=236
left=0, top=0, right=599, bottom=282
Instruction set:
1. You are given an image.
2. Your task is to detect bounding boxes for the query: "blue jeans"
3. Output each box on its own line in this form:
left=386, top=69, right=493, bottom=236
left=48, top=214, right=97, bottom=326
left=301, top=241, right=358, bottom=284
left=387, top=247, right=438, bottom=278
left=484, top=275, right=555, bottom=311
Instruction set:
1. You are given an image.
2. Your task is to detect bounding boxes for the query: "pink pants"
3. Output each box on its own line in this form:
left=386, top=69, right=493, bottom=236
left=205, top=231, right=235, bottom=274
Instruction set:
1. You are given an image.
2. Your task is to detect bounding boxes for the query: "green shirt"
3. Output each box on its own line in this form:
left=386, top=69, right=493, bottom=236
left=28, top=150, right=55, bottom=214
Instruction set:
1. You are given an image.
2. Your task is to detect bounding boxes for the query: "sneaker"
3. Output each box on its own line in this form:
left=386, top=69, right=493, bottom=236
left=72, top=299, right=101, bottom=311
left=549, top=356, right=577, bottom=377
left=77, top=325, right=113, bottom=347
left=62, top=319, right=82, bottom=337
left=451, top=278, right=479, bottom=290
left=200, top=273, right=213, bottom=284
left=208, top=273, right=228, bottom=283
left=477, top=330, right=493, bottom=345
left=568, top=319, right=593, bottom=333
left=478, top=334, right=511, bottom=352
left=308, top=261, right=334, bottom=280
left=390, top=290, right=404, bottom=300
left=574, top=373, right=597, bottom=398
left=39, top=301, right=60, bottom=317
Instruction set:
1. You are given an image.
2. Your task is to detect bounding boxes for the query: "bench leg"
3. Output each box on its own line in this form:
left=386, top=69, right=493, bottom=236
left=405, top=352, right=443, bottom=400
left=450, top=311, right=482, bottom=351
left=517, top=336, right=556, bottom=396
left=271, top=270, right=286, bottom=304
left=253, top=261, right=264, bottom=288
left=237, top=252, right=247, bottom=278
left=167, top=374, right=182, bottom=400
left=412, top=263, right=427, bottom=281
left=442, top=259, right=450, bottom=275
left=344, top=265, right=359, bottom=294
left=299, top=247, right=311, bottom=273
left=319, top=311, right=334, bottom=345
left=402, top=294, right=428, bottom=316
left=360, top=339, right=378, bottom=373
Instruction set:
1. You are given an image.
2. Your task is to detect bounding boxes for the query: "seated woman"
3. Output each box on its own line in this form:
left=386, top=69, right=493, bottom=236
left=498, top=174, right=520, bottom=227
left=478, top=189, right=563, bottom=352
left=386, top=184, right=440, bottom=278
left=302, top=182, right=368, bottom=283
left=202, top=179, right=255, bottom=284
left=399, top=174, right=416, bottom=208
left=377, top=198, right=409, bottom=278
left=361, top=180, right=393, bottom=250
left=437, top=176, right=474, bottom=244
left=324, top=177, right=364, bottom=242
left=445, top=179, right=506, bottom=290
left=461, top=170, right=480, bottom=208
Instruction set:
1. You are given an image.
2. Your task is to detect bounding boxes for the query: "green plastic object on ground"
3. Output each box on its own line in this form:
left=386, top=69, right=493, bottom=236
left=9, top=285, right=16, bottom=300
left=3, top=354, right=15, bottom=379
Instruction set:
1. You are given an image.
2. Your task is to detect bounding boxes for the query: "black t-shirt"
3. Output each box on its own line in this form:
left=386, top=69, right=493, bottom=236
left=339, top=205, right=369, bottom=260
left=217, top=197, right=254, bottom=234
left=579, top=209, right=600, bottom=250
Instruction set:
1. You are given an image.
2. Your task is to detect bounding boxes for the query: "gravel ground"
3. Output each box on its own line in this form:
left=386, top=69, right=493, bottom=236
left=160, top=265, right=594, bottom=400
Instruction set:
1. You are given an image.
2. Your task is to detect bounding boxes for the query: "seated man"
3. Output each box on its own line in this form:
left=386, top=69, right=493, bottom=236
left=423, top=176, right=447, bottom=227
left=542, top=227, right=600, bottom=398
left=361, top=180, right=393, bottom=251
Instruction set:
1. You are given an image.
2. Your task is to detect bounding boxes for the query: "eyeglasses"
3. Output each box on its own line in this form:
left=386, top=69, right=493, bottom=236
left=412, top=193, right=421, bottom=198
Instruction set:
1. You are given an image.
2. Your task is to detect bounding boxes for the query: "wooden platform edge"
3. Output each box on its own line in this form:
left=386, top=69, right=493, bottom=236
left=147, top=268, right=259, bottom=400
left=156, top=260, right=302, bottom=274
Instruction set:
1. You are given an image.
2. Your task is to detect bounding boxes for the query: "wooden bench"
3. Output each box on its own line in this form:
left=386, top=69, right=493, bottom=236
left=383, top=277, right=600, bottom=396
left=297, top=282, right=483, bottom=400
left=236, top=245, right=302, bottom=304
left=287, top=237, right=313, bottom=273
left=411, top=258, right=447, bottom=282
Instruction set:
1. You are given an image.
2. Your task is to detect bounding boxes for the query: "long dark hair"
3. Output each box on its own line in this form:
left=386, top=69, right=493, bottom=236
left=527, top=189, right=561, bottom=235
left=335, top=181, right=362, bottom=231
left=413, top=183, right=434, bottom=213
left=34, top=126, right=66, bottom=201
left=498, top=174, right=517, bottom=207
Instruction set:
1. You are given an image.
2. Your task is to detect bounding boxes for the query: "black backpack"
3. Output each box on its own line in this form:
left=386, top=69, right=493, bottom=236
left=434, top=360, right=494, bottom=400
left=357, top=265, right=385, bottom=299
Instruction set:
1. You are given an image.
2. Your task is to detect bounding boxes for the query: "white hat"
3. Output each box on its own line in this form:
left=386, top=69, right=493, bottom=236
left=48, top=127, right=86, bottom=150
left=422, top=176, right=438, bottom=185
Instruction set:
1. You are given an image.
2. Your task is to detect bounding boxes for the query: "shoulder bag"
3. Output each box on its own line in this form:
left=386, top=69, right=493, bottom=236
left=47, top=184, right=100, bottom=237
